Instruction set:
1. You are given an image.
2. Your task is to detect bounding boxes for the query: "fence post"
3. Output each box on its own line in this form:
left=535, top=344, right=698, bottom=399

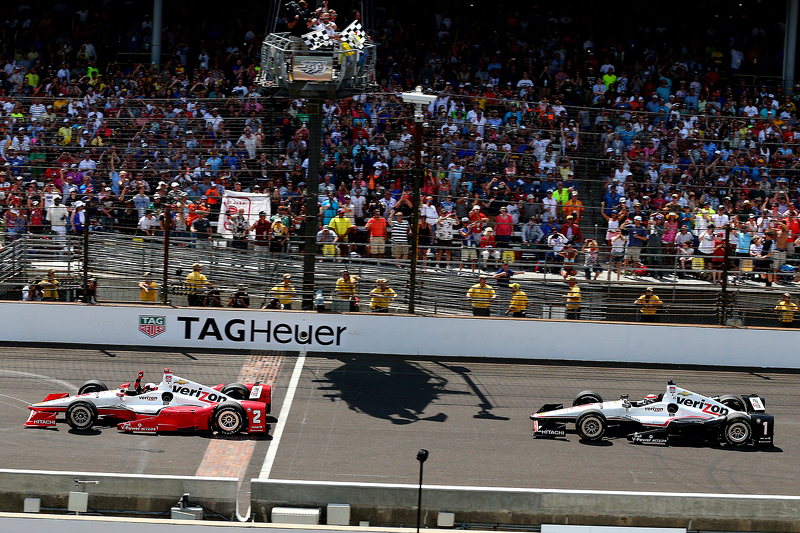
left=162, top=204, right=171, bottom=305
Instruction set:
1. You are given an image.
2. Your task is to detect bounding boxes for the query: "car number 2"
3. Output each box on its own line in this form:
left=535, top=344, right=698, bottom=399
left=253, top=410, right=262, bottom=424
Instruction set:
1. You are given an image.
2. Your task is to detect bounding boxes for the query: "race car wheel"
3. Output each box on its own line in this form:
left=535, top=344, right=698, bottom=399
left=576, top=411, right=607, bottom=441
left=213, top=402, right=246, bottom=435
left=78, top=380, right=108, bottom=395
left=66, top=401, right=98, bottom=431
left=221, top=383, right=250, bottom=400
left=718, top=394, right=746, bottom=412
left=573, top=390, right=603, bottom=406
left=722, top=414, right=751, bottom=446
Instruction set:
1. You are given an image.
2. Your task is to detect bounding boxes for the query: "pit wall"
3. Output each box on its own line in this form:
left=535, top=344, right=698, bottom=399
left=251, top=479, right=800, bottom=533
left=0, top=302, right=796, bottom=368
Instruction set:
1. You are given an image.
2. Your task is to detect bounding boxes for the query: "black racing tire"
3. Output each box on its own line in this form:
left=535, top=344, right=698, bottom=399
left=722, top=413, right=752, bottom=446
left=221, top=383, right=250, bottom=400
left=213, top=401, right=246, bottom=435
left=718, top=394, right=746, bottom=412
left=573, top=390, right=603, bottom=406
left=66, top=401, right=98, bottom=431
left=78, top=380, right=108, bottom=395
left=576, top=410, right=607, bottom=441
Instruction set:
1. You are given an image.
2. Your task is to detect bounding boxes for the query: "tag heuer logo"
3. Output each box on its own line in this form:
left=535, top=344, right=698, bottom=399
left=139, top=316, right=166, bottom=338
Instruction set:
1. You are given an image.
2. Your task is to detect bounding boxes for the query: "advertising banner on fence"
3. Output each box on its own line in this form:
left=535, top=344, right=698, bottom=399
left=216, top=192, right=271, bottom=239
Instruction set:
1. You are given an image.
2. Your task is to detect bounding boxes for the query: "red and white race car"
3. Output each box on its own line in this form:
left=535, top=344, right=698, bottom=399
left=25, top=368, right=271, bottom=435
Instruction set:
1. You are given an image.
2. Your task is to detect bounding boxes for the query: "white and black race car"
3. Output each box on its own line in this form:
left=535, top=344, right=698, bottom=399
left=530, top=380, right=774, bottom=447
left=25, top=368, right=271, bottom=435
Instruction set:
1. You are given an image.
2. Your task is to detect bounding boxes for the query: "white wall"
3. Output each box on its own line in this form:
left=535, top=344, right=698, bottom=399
left=0, top=302, right=796, bottom=368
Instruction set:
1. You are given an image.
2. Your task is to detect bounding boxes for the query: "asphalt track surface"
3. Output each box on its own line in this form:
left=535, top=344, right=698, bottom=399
left=1, top=345, right=799, bottom=496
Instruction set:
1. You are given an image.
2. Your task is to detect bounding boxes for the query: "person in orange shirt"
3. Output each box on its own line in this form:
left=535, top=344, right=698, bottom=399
left=364, top=210, right=388, bottom=259
left=562, top=190, right=584, bottom=223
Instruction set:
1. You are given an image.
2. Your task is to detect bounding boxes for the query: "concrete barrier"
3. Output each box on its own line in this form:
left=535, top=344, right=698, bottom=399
left=251, top=479, right=800, bottom=532
left=0, top=469, right=238, bottom=516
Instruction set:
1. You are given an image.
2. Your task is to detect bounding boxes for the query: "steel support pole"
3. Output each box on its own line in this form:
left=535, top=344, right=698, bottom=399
left=407, top=109, right=423, bottom=314
left=719, top=223, right=731, bottom=326
left=162, top=204, right=171, bottom=305
left=151, top=0, right=163, bottom=70
left=784, top=0, right=799, bottom=91
left=302, top=100, right=323, bottom=310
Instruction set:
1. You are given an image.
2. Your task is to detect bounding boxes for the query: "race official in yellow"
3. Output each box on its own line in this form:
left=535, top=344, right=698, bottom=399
left=505, top=282, right=528, bottom=317
left=466, top=274, right=496, bottom=316
left=185, top=262, right=208, bottom=307
left=335, top=270, right=359, bottom=312
left=270, top=273, right=295, bottom=310
left=564, top=276, right=581, bottom=320
left=139, top=272, right=158, bottom=303
left=634, top=287, right=663, bottom=322
left=775, top=293, right=799, bottom=327
left=369, top=278, right=396, bottom=312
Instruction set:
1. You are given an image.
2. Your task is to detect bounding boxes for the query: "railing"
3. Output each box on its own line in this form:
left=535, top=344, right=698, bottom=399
left=1, top=231, right=796, bottom=329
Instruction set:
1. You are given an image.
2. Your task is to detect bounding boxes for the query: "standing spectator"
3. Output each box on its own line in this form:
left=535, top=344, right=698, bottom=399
left=230, top=208, right=249, bottom=252
left=138, top=210, right=159, bottom=238
left=369, top=278, right=396, bottom=313
left=250, top=211, right=272, bottom=256
left=270, top=274, right=295, bottom=310
left=47, top=195, right=68, bottom=250
left=564, top=276, right=581, bottom=320
left=191, top=211, right=213, bottom=250
left=185, top=263, right=208, bottom=306
left=139, top=272, right=158, bottom=303
left=775, top=293, right=799, bottom=327
left=505, top=282, right=528, bottom=317
left=458, top=217, right=478, bottom=275
left=227, top=284, right=250, bottom=308
left=494, top=207, right=514, bottom=248
left=634, top=287, right=663, bottom=323
left=434, top=211, right=457, bottom=268
left=622, top=215, right=647, bottom=276
left=335, top=270, right=359, bottom=312
left=582, top=239, right=602, bottom=280
left=388, top=211, right=410, bottom=263
left=365, top=210, right=388, bottom=260
left=330, top=208, right=355, bottom=257
left=607, top=229, right=626, bottom=281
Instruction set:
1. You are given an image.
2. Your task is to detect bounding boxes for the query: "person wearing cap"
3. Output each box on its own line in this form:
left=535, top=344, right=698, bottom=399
left=138, top=210, right=159, bottom=238
left=457, top=216, right=478, bottom=275
left=775, top=293, right=799, bottom=327
left=330, top=208, right=355, bottom=258
left=365, top=210, right=388, bottom=260
left=369, top=278, right=396, bottom=313
left=562, top=276, right=581, bottom=320
left=227, top=284, right=250, bottom=308
left=139, top=272, right=158, bottom=303
left=47, top=194, right=68, bottom=247
left=270, top=274, right=295, bottom=310
left=634, top=287, right=663, bottom=322
left=466, top=275, right=496, bottom=316
left=621, top=214, right=647, bottom=277
left=335, top=270, right=359, bottom=312
left=387, top=210, right=411, bottom=262
left=505, top=283, right=528, bottom=317
left=39, top=269, right=60, bottom=301
left=468, top=203, right=490, bottom=235
left=190, top=210, right=213, bottom=250
left=250, top=211, right=272, bottom=256
left=185, top=263, right=208, bottom=307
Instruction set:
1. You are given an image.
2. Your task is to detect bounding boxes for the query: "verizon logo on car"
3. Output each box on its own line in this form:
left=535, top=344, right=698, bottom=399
left=675, top=396, right=728, bottom=416
left=172, top=386, right=228, bottom=403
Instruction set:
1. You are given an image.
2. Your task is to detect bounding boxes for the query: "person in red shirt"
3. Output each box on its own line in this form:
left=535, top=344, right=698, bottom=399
left=561, top=215, right=582, bottom=244
left=494, top=206, right=515, bottom=248
left=480, top=227, right=500, bottom=270
left=249, top=211, right=272, bottom=256
left=364, top=210, right=388, bottom=259
left=468, top=205, right=489, bottom=237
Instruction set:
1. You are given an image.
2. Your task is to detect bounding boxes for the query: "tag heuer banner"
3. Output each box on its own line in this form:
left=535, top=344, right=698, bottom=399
left=292, top=55, right=334, bottom=82
left=139, top=316, right=166, bottom=338
left=216, top=192, right=271, bottom=239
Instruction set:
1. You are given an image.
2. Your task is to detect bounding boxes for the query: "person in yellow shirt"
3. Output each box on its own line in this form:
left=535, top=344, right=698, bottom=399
left=40, top=269, right=59, bottom=300
left=369, top=278, right=396, bottom=313
left=270, top=273, right=295, bottom=310
left=185, top=263, right=208, bottom=306
left=564, top=276, right=581, bottom=320
left=330, top=209, right=355, bottom=257
left=335, top=270, right=359, bottom=311
left=634, top=287, right=663, bottom=323
left=775, top=293, right=799, bottom=327
left=466, top=275, right=496, bottom=316
left=505, top=282, right=528, bottom=317
left=139, top=272, right=158, bottom=303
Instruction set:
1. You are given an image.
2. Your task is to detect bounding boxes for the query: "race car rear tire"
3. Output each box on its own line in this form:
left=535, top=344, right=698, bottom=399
left=78, top=380, right=108, bottom=395
left=718, top=394, right=746, bottom=412
left=213, top=402, right=246, bottom=435
left=221, top=383, right=250, bottom=400
left=66, top=401, right=98, bottom=431
left=722, top=414, right=751, bottom=446
left=576, top=411, right=607, bottom=441
left=573, top=390, right=603, bottom=406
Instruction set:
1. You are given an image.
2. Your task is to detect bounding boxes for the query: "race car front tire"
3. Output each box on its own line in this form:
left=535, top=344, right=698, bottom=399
left=576, top=410, right=607, bottom=441
left=718, top=394, right=746, bottom=412
left=221, top=383, right=250, bottom=400
left=213, top=402, right=246, bottom=435
left=573, top=390, right=603, bottom=406
left=722, top=414, right=752, bottom=446
left=78, top=380, right=109, bottom=395
left=66, top=401, right=98, bottom=431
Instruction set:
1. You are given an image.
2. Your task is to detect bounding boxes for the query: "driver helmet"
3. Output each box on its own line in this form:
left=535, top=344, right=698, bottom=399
left=144, top=382, right=157, bottom=392
left=644, top=393, right=659, bottom=402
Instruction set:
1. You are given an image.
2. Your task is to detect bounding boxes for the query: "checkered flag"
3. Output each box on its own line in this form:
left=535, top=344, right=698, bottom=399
left=340, top=21, right=366, bottom=49
left=302, top=29, right=330, bottom=50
